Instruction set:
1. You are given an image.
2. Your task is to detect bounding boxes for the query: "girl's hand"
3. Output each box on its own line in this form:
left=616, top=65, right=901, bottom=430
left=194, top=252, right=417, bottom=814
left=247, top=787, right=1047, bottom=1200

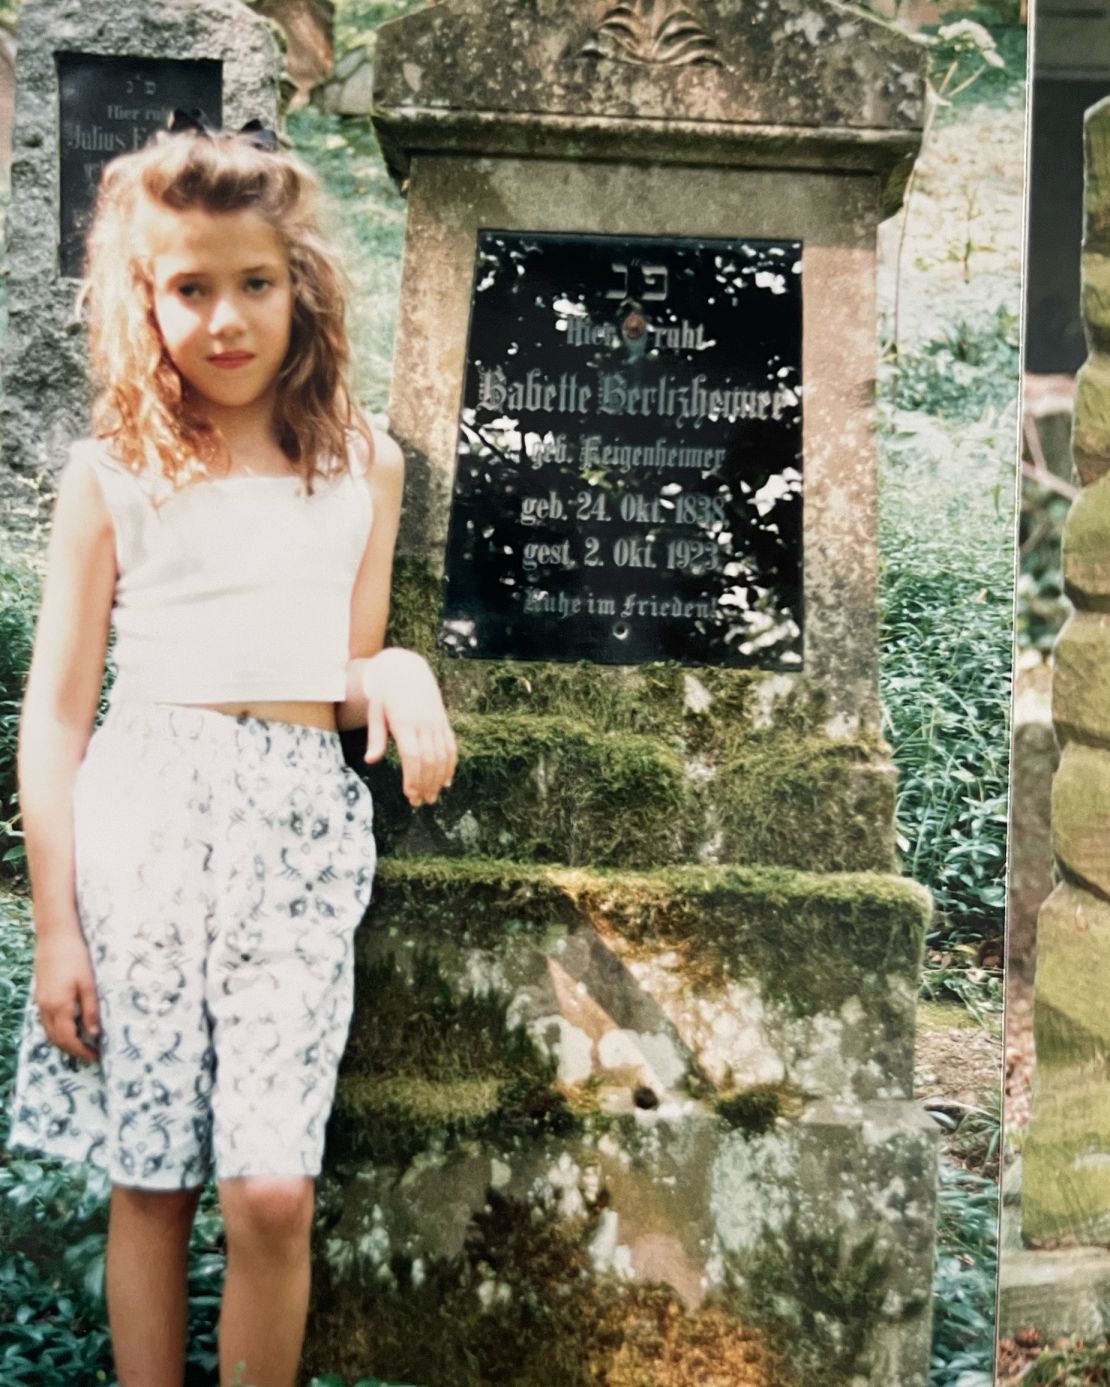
left=33, top=930, right=101, bottom=1063
left=361, top=648, right=457, bottom=807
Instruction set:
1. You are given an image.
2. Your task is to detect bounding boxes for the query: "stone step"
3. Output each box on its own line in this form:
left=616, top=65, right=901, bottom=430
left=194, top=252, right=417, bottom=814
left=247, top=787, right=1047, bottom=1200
left=348, top=710, right=896, bottom=872
left=339, top=858, right=931, bottom=1139
left=309, top=1098, right=937, bottom=1387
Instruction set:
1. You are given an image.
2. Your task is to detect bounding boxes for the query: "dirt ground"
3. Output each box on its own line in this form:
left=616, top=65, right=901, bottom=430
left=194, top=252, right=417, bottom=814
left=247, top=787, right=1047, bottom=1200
left=915, top=998, right=1004, bottom=1174
left=917, top=999, right=1004, bottom=1106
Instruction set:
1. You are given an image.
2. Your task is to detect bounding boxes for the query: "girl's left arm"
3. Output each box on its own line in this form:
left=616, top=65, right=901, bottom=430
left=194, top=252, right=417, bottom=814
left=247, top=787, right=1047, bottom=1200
left=335, top=427, right=457, bottom=807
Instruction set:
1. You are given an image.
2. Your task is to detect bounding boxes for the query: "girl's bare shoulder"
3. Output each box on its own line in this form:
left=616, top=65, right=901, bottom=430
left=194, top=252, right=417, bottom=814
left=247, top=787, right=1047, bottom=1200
left=54, top=439, right=116, bottom=540
left=349, top=417, right=402, bottom=475
left=346, top=420, right=403, bottom=499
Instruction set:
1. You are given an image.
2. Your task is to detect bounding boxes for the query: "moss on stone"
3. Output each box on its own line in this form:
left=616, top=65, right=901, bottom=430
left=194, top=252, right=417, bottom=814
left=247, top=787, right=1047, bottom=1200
left=305, top=1186, right=796, bottom=1387
left=367, top=711, right=696, bottom=865
left=361, top=858, right=931, bottom=1016
left=355, top=707, right=895, bottom=872
left=332, top=951, right=577, bottom=1166
left=716, top=1082, right=802, bottom=1136
left=385, top=552, right=443, bottom=657
left=715, top=733, right=895, bottom=873
left=376, top=559, right=900, bottom=873
left=731, top=1221, right=899, bottom=1385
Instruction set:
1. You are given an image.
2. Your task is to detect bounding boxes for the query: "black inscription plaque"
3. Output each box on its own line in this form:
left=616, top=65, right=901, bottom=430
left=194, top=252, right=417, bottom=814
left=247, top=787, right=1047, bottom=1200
left=57, top=52, right=223, bottom=278
left=440, top=230, right=804, bottom=668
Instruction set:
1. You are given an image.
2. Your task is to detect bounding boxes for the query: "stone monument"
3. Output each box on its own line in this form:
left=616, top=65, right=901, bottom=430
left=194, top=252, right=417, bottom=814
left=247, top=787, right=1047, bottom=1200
left=304, top=5, right=938, bottom=1387
left=1023, top=92, right=1110, bottom=1251
left=0, top=0, right=282, bottom=476
left=997, top=96, right=1110, bottom=1341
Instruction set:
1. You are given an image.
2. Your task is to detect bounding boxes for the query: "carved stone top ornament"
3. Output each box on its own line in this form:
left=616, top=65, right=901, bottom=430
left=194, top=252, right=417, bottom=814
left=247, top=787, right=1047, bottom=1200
left=578, top=1, right=723, bottom=67
left=371, top=0, right=926, bottom=214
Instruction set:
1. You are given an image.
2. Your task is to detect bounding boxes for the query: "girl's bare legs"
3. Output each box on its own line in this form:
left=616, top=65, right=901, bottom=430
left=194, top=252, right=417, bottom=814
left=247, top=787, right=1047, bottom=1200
left=217, top=1176, right=315, bottom=1387
left=107, top=1183, right=204, bottom=1387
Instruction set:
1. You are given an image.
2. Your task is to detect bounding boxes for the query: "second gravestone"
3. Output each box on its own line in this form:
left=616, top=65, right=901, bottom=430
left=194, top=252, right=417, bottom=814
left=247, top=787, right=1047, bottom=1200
left=0, top=0, right=281, bottom=475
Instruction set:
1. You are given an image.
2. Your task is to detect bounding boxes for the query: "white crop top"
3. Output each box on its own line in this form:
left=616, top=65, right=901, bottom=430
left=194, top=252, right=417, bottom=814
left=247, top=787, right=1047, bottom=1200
left=79, top=435, right=375, bottom=703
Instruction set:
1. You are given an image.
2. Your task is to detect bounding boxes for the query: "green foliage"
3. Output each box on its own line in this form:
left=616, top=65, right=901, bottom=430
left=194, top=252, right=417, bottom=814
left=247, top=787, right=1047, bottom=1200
left=930, top=1160, right=997, bottom=1387
left=890, top=308, right=1020, bottom=422
left=285, top=106, right=407, bottom=413
left=333, top=0, right=427, bottom=55
left=921, top=957, right=1004, bottom=1027
left=879, top=416, right=1013, bottom=946
left=948, top=1084, right=1002, bottom=1178
left=933, top=20, right=1027, bottom=113
left=0, top=558, right=38, bottom=876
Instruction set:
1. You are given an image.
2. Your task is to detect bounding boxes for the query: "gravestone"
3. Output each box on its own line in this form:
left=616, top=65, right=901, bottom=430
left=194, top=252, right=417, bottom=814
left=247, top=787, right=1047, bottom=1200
left=0, top=0, right=282, bottom=476
left=305, top=5, right=938, bottom=1387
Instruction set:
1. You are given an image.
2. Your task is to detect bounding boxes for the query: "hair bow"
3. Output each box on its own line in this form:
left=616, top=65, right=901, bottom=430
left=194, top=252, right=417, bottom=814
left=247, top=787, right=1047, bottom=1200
left=165, top=108, right=280, bottom=152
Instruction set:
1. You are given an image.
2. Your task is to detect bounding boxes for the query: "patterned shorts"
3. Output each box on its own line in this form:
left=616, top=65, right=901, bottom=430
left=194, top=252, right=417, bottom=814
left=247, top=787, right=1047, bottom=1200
left=6, top=700, right=376, bottom=1190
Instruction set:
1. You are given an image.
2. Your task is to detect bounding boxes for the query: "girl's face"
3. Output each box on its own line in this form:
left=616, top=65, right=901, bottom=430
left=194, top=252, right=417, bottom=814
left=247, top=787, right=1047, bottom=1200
left=144, top=203, right=294, bottom=420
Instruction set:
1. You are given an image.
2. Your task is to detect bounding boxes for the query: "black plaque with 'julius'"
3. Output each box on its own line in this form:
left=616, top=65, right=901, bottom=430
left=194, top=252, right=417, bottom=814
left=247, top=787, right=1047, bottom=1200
left=57, top=52, right=223, bottom=278
left=440, top=230, right=804, bottom=668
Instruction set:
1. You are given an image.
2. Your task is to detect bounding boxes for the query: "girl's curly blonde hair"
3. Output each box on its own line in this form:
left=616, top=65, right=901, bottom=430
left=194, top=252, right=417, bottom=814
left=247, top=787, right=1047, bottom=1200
left=79, top=127, right=372, bottom=492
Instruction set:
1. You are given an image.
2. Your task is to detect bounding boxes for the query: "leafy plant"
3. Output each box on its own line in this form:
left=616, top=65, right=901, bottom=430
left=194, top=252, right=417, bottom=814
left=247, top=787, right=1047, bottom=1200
left=0, top=558, right=39, bottom=876
left=890, top=309, right=1020, bottom=421
left=930, top=1160, right=997, bottom=1387
left=879, top=499, right=1012, bottom=946
left=332, top=0, right=427, bottom=62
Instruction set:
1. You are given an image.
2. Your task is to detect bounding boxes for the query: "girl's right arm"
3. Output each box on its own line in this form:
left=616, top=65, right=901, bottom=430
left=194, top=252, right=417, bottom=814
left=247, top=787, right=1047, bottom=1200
left=18, top=450, right=116, bottom=1063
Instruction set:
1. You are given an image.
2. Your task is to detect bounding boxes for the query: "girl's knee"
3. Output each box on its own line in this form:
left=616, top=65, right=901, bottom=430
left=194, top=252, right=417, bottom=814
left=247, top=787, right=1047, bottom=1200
left=219, top=1175, right=315, bottom=1247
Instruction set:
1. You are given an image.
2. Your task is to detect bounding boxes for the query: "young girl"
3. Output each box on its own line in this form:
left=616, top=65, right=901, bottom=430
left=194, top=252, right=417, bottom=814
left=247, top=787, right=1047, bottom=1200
left=6, top=118, right=455, bottom=1387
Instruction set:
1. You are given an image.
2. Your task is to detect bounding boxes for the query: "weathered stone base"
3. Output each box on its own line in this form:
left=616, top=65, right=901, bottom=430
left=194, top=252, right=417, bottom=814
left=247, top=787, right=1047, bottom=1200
left=338, top=858, right=931, bottom=1159
left=1001, top=1153, right=1110, bottom=1338
left=998, top=1246, right=1110, bottom=1341
left=308, top=1099, right=936, bottom=1387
